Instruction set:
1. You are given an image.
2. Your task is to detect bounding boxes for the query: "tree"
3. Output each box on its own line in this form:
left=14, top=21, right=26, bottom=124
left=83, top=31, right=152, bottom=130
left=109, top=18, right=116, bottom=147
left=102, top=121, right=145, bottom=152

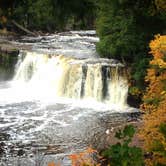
left=51, top=0, right=97, bottom=30
left=0, top=0, right=97, bottom=32
left=155, top=0, right=166, bottom=12
left=139, top=35, right=166, bottom=166
left=96, top=0, right=166, bottom=91
left=103, top=125, right=144, bottom=166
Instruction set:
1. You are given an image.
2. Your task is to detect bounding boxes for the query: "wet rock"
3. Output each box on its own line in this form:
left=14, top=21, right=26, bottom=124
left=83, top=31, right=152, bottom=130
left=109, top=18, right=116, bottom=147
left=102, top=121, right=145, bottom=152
left=0, top=133, right=10, bottom=141
left=17, top=149, right=25, bottom=156
left=0, top=142, right=5, bottom=156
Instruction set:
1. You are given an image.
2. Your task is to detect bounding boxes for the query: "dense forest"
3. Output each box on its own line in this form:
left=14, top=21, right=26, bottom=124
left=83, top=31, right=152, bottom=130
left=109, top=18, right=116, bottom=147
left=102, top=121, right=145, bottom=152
left=0, top=0, right=166, bottom=165
left=0, top=0, right=97, bottom=31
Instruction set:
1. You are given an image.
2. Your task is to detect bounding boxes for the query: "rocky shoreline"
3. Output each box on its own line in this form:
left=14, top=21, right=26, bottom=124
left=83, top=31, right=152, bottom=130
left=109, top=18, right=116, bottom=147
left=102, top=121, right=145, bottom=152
left=0, top=111, right=143, bottom=165
left=0, top=35, right=32, bottom=55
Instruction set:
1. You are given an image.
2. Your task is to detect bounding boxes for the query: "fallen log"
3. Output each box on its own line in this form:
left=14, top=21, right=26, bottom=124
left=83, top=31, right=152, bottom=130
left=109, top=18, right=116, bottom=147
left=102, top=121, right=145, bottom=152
left=12, top=20, right=37, bottom=36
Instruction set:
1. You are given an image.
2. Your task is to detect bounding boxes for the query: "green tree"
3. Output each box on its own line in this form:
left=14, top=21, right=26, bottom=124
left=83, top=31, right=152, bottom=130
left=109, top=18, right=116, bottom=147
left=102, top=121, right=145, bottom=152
left=0, top=0, right=97, bottom=32
left=103, top=125, right=144, bottom=166
left=96, top=0, right=166, bottom=91
left=51, top=0, right=97, bottom=30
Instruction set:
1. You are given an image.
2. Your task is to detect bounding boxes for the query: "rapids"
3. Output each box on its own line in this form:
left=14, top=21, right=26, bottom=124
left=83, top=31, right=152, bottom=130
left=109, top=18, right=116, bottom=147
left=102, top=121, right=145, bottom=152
left=0, top=31, right=138, bottom=166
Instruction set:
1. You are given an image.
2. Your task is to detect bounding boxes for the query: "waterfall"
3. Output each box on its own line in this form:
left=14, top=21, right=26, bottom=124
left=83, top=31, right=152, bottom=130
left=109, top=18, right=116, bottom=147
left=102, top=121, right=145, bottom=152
left=14, top=51, right=128, bottom=107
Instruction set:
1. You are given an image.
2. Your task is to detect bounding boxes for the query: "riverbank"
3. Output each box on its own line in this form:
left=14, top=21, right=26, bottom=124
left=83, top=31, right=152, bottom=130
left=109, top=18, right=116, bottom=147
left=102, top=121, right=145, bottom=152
left=0, top=34, right=32, bottom=55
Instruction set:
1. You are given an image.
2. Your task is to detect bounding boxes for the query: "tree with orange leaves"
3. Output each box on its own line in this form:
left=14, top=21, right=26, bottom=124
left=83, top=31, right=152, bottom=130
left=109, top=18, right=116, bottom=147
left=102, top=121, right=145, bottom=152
left=140, top=35, right=166, bottom=166
left=69, top=147, right=101, bottom=166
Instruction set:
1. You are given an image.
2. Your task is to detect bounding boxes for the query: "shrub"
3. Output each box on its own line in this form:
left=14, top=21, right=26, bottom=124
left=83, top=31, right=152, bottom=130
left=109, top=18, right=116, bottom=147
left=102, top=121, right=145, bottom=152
left=103, top=125, right=144, bottom=166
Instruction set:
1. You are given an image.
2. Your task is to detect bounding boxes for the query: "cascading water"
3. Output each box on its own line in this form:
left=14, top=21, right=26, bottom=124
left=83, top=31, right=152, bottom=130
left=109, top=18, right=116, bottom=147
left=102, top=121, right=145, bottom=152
left=0, top=31, right=138, bottom=166
left=14, top=51, right=128, bottom=107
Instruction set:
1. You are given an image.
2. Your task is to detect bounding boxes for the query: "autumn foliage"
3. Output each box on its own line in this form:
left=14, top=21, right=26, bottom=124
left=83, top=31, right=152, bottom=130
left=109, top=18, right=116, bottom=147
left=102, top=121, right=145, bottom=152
left=69, top=147, right=101, bottom=166
left=140, top=35, right=166, bottom=165
left=155, top=0, right=166, bottom=12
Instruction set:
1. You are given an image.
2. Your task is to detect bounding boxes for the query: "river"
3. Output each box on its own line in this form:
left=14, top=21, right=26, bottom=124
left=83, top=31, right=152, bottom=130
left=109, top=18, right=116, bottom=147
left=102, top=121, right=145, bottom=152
left=0, top=31, right=139, bottom=166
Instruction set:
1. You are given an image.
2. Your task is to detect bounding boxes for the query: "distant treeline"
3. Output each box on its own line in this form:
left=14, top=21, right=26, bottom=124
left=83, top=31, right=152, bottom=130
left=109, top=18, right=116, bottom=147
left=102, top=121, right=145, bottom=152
left=0, top=0, right=97, bottom=32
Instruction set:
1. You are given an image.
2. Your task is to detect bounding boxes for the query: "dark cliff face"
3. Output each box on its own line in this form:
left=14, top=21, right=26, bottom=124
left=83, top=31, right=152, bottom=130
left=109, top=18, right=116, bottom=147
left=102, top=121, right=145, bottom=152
left=0, top=51, right=18, bottom=80
left=127, top=93, right=142, bottom=108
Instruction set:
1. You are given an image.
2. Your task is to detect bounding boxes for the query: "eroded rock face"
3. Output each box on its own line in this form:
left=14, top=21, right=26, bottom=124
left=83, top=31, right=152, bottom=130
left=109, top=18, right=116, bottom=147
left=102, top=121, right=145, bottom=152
left=0, top=51, right=18, bottom=80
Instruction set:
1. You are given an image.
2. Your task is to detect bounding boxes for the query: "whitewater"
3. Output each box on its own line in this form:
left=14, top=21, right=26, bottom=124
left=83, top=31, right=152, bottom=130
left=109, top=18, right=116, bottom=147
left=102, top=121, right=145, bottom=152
left=0, top=31, right=138, bottom=166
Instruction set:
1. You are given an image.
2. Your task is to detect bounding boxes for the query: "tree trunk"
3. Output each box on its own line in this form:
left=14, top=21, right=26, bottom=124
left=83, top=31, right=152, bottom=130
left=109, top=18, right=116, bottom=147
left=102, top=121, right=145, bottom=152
left=12, top=20, right=37, bottom=36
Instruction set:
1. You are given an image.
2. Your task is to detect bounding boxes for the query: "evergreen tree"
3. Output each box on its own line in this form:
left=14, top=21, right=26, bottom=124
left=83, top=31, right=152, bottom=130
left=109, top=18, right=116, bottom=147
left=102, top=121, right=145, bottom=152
left=0, top=0, right=97, bottom=32
left=96, top=0, right=166, bottom=89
